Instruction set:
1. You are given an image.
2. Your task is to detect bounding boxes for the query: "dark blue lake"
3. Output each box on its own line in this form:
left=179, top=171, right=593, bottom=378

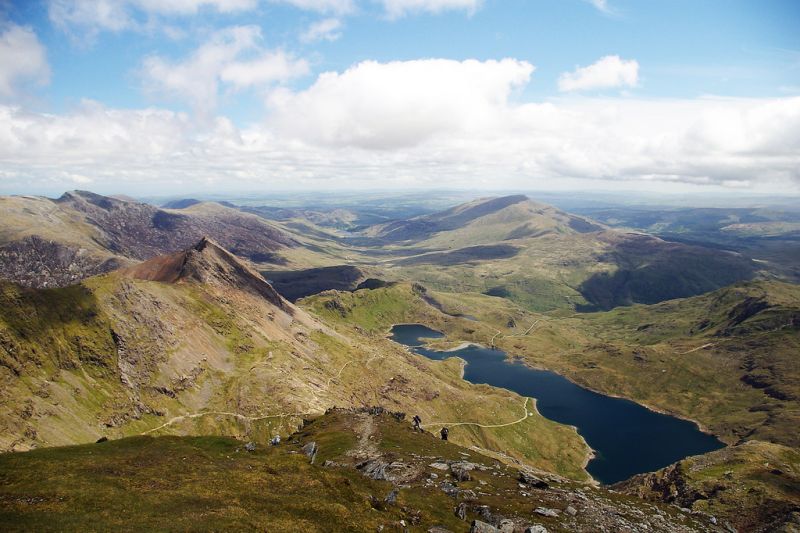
left=390, top=323, right=725, bottom=485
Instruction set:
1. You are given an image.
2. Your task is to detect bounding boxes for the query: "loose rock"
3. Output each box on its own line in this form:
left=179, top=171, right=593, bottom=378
left=534, top=507, right=559, bottom=518
left=469, top=520, right=499, bottom=533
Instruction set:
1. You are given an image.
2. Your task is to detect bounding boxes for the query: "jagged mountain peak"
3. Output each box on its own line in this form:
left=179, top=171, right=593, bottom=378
left=122, top=237, right=290, bottom=311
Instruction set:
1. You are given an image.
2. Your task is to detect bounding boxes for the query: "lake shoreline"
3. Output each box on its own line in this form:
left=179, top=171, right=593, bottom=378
left=388, top=323, right=725, bottom=485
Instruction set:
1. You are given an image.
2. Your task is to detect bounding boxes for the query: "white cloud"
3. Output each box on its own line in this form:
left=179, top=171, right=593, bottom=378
left=558, top=55, right=638, bottom=92
left=585, top=0, right=612, bottom=14
left=141, top=26, right=308, bottom=115
left=136, top=0, right=259, bottom=14
left=221, top=51, right=310, bottom=88
left=300, top=18, right=343, bottom=42
left=49, top=0, right=355, bottom=35
left=47, top=0, right=259, bottom=39
left=378, top=0, right=481, bottom=18
left=272, top=0, right=355, bottom=14
left=0, top=24, right=50, bottom=100
left=266, top=58, right=534, bottom=148
left=0, top=61, right=798, bottom=194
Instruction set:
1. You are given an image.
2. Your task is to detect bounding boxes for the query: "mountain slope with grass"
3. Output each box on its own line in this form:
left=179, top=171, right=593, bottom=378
left=355, top=195, right=759, bottom=312
left=0, top=239, right=590, bottom=480
left=0, top=191, right=299, bottom=288
left=0, top=408, right=718, bottom=533
left=614, top=440, right=800, bottom=533
left=416, top=280, right=800, bottom=449
left=305, top=280, right=800, bottom=447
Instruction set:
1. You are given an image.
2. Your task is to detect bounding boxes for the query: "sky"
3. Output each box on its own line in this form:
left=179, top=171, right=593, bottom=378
left=0, top=0, right=799, bottom=196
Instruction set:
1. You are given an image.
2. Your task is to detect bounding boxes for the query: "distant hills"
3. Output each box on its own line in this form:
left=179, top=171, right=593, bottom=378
left=1, top=190, right=799, bottom=530
left=0, top=191, right=296, bottom=288
left=0, top=191, right=766, bottom=312
left=354, top=194, right=759, bottom=311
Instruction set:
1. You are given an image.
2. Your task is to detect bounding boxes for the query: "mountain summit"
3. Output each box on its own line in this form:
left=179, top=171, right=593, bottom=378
left=122, top=237, right=290, bottom=311
left=364, top=194, right=604, bottom=244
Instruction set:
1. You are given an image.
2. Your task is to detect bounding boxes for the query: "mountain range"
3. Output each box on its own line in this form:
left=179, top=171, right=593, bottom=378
left=0, top=190, right=798, bottom=531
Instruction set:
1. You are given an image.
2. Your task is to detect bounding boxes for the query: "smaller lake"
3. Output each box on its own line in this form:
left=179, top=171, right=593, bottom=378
left=390, top=323, right=724, bottom=485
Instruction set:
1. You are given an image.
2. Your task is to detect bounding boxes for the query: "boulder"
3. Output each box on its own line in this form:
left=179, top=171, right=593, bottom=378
left=498, top=519, right=515, bottom=532
left=524, top=526, right=548, bottom=533
left=455, top=502, right=467, bottom=521
left=439, top=482, right=459, bottom=497
left=301, top=441, right=317, bottom=463
left=518, top=471, right=549, bottom=489
left=451, top=462, right=473, bottom=482
left=534, top=507, right=559, bottom=518
left=469, top=520, right=499, bottom=533
left=244, top=442, right=256, bottom=452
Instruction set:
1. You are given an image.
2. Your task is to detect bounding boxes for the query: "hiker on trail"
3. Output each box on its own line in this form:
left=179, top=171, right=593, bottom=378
left=412, top=415, right=422, bottom=432
left=440, top=427, right=449, bottom=441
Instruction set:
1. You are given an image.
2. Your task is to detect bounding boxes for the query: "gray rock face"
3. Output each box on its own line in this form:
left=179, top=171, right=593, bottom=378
left=451, top=462, right=474, bottom=482
left=384, top=488, right=399, bottom=505
left=302, top=441, right=318, bottom=463
left=0, top=236, right=122, bottom=289
left=244, top=442, right=256, bottom=452
left=469, top=520, right=499, bottom=533
left=438, top=481, right=459, bottom=497
left=524, top=526, right=548, bottom=533
left=455, top=502, right=468, bottom=520
left=518, top=471, right=549, bottom=489
left=534, top=507, right=559, bottom=518
left=358, top=459, right=419, bottom=483
left=497, top=519, right=515, bottom=533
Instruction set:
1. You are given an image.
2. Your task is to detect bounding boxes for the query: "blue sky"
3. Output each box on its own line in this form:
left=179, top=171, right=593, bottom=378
left=0, top=0, right=798, bottom=195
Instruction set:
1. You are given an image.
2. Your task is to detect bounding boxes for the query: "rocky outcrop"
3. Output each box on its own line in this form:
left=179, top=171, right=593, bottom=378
left=122, top=237, right=291, bottom=312
left=0, top=236, right=122, bottom=288
left=0, top=191, right=296, bottom=288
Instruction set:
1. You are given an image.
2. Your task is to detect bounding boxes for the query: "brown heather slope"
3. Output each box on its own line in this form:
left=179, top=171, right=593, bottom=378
left=0, top=191, right=298, bottom=289
left=0, top=239, right=591, bottom=480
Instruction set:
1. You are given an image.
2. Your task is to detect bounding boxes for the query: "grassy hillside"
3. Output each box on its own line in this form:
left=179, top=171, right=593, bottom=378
left=350, top=196, right=760, bottom=313
left=615, top=440, right=800, bottom=533
left=0, top=191, right=318, bottom=289
left=0, top=242, right=592, bottom=480
left=0, top=409, right=712, bottom=533
left=306, top=281, right=800, bottom=450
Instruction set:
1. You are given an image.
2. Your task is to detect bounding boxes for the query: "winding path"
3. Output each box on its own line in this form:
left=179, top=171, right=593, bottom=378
left=490, top=319, right=541, bottom=347
left=420, top=397, right=533, bottom=430
left=678, top=342, right=716, bottom=355
left=141, top=409, right=316, bottom=435
left=326, top=360, right=354, bottom=387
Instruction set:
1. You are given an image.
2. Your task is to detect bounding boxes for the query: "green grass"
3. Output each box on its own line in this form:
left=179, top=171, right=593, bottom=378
left=0, top=409, right=714, bottom=532
left=0, top=435, right=400, bottom=532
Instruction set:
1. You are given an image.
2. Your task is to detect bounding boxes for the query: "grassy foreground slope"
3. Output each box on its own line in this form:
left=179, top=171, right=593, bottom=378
left=0, top=240, right=590, bottom=480
left=0, top=409, right=712, bottom=533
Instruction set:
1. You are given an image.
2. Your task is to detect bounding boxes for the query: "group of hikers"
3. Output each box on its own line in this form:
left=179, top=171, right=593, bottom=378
left=412, top=414, right=448, bottom=441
